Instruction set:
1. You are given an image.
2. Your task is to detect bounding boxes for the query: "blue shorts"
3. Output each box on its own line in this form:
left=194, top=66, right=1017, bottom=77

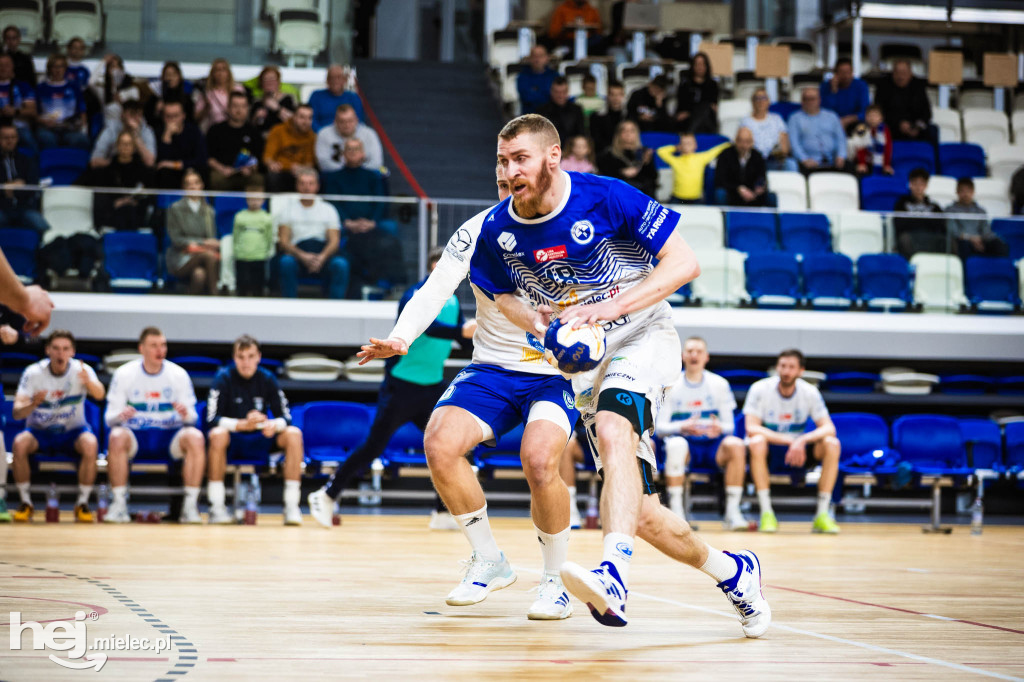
left=115, top=427, right=187, bottom=462
left=687, top=436, right=725, bottom=471
left=227, top=431, right=276, bottom=460
left=435, top=364, right=578, bottom=444
left=28, top=426, right=91, bottom=455
left=767, top=441, right=818, bottom=472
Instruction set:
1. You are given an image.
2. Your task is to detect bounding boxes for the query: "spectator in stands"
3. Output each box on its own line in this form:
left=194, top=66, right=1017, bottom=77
left=91, top=54, right=143, bottom=127
left=0, top=54, right=37, bottom=151
left=206, top=92, right=263, bottom=192
left=2, top=26, right=36, bottom=86
left=874, top=59, right=935, bottom=144
left=597, top=119, right=656, bottom=198
left=195, top=58, right=245, bottom=134
left=145, top=61, right=194, bottom=127
left=547, top=0, right=602, bottom=51
left=788, top=87, right=847, bottom=175
left=1012, top=164, right=1024, bottom=215
left=35, top=54, right=89, bottom=151
left=10, top=329, right=105, bottom=523
left=849, top=104, right=893, bottom=177
left=166, top=169, right=220, bottom=296
left=517, top=46, right=558, bottom=115
left=205, top=334, right=305, bottom=525
left=676, top=51, right=719, bottom=134
left=92, top=131, right=154, bottom=231
left=714, top=127, right=774, bottom=207
left=250, top=66, right=296, bottom=140
left=90, top=99, right=155, bottom=168
left=0, top=122, right=48, bottom=234
left=947, top=177, right=1008, bottom=261
left=309, top=64, right=365, bottom=132
left=323, top=139, right=404, bottom=297
left=263, top=104, right=316, bottom=193
left=576, top=74, right=604, bottom=121
left=657, top=132, right=730, bottom=204
left=819, top=58, right=869, bottom=132
left=104, top=327, right=205, bottom=524
left=740, top=87, right=795, bottom=172
left=893, top=167, right=945, bottom=258
left=590, top=79, right=625, bottom=154
left=155, top=99, right=207, bottom=189
left=274, top=169, right=349, bottom=299
left=561, top=135, right=595, bottom=173
left=65, top=38, right=89, bottom=92
left=536, top=77, right=585, bottom=144
left=233, top=181, right=273, bottom=296
left=627, top=74, right=673, bottom=132
left=316, top=103, right=384, bottom=173
left=745, top=348, right=842, bottom=534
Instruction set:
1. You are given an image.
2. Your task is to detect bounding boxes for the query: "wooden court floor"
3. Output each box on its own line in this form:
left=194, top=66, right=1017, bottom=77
left=2, top=514, right=1023, bottom=681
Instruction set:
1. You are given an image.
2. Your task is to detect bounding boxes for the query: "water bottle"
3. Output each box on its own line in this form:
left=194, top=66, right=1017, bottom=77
left=96, top=484, right=108, bottom=523
left=244, top=475, right=259, bottom=525
left=370, top=458, right=384, bottom=506
left=234, top=480, right=249, bottom=523
left=970, top=496, right=983, bottom=536
left=45, top=483, right=60, bottom=522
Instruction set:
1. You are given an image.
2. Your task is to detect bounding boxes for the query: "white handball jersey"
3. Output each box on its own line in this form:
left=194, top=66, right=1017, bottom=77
left=16, top=359, right=99, bottom=432
left=389, top=206, right=558, bottom=375
left=104, top=359, right=198, bottom=430
left=742, top=376, right=829, bottom=435
left=655, top=370, right=737, bottom=437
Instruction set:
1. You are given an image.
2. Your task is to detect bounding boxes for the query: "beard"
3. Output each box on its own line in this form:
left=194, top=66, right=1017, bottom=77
left=511, top=164, right=554, bottom=218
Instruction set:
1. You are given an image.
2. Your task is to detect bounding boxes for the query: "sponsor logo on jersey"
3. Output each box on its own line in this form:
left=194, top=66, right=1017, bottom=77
left=647, top=207, right=669, bottom=240
left=498, top=231, right=517, bottom=251
left=453, top=228, right=473, bottom=252
left=615, top=392, right=633, bottom=406
left=570, top=220, right=594, bottom=245
left=688, top=399, right=703, bottom=407
left=563, top=391, right=575, bottom=410
left=534, top=245, right=567, bottom=262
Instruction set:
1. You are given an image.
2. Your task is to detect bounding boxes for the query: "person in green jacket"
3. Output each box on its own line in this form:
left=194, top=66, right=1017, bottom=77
left=233, top=181, right=274, bottom=296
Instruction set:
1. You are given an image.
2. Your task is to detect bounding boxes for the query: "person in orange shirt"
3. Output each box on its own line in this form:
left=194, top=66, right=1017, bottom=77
left=548, top=0, right=602, bottom=49
left=263, top=103, right=316, bottom=192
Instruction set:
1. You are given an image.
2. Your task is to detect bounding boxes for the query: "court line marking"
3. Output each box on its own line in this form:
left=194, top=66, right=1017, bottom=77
left=515, top=565, right=1023, bottom=682
left=0, top=595, right=109, bottom=626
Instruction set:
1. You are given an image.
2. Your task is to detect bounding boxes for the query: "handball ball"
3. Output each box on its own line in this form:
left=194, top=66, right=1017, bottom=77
left=543, top=318, right=606, bottom=374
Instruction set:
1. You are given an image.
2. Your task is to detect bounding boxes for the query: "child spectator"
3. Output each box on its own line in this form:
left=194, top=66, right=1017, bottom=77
left=561, top=135, right=595, bottom=173
left=946, top=177, right=1008, bottom=261
left=850, top=104, right=893, bottom=176
left=233, top=182, right=274, bottom=296
left=576, top=74, right=605, bottom=121
left=893, top=167, right=945, bottom=258
left=657, top=132, right=730, bottom=204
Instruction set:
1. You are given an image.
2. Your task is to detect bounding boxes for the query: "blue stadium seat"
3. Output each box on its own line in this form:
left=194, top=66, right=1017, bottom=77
left=641, top=132, right=680, bottom=168
left=300, top=401, right=371, bottom=466
left=171, top=356, right=223, bottom=377
left=696, top=134, right=730, bottom=151
left=779, top=212, right=831, bottom=255
left=938, top=143, right=986, bottom=178
left=0, top=228, right=40, bottom=284
left=964, top=257, right=1020, bottom=312
left=745, top=252, right=800, bottom=307
left=381, top=422, right=427, bottom=468
left=726, top=211, right=777, bottom=252
left=667, top=282, right=692, bottom=306
left=803, top=252, right=854, bottom=309
left=719, top=369, right=768, bottom=389
left=832, top=413, right=896, bottom=473
left=0, top=351, right=40, bottom=372
left=860, top=175, right=907, bottom=212
left=1, top=400, right=25, bottom=454
left=1006, top=422, right=1024, bottom=475
left=822, top=371, right=878, bottom=393
left=891, top=414, right=971, bottom=475
left=39, top=147, right=89, bottom=185
left=213, top=195, right=252, bottom=239
left=856, top=254, right=912, bottom=309
left=995, top=376, right=1024, bottom=395
left=103, top=232, right=159, bottom=293
left=938, top=375, right=994, bottom=394
left=769, top=101, right=800, bottom=121
left=890, top=141, right=936, bottom=177
left=157, top=193, right=184, bottom=209
left=990, top=219, right=1024, bottom=262
left=75, top=353, right=102, bottom=370
left=959, top=419, right=1003, bottom=472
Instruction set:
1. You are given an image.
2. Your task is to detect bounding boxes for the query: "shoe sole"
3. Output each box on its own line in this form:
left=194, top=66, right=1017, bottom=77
left=560, top=562, right=627, bottom=627
left=445, top=571, right=517, bottom=606
left=737, top=551, right=771, bottom=639
left=527, top=604, right=573, bottom=621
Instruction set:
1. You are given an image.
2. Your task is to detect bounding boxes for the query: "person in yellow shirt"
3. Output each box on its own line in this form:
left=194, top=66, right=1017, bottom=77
left=657, top=134, right=731, bottom=204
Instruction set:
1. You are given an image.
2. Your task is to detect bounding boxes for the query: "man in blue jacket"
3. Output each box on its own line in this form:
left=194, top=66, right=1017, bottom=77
left=517, top=46, right=557, bottom=114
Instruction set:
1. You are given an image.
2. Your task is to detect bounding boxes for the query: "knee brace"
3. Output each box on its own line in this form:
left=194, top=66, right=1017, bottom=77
left=663, top=436, right=688, bottom=478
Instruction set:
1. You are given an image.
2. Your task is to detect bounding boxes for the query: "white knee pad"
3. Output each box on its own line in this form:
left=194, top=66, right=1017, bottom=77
left=663, top=436, right=688, bottom=478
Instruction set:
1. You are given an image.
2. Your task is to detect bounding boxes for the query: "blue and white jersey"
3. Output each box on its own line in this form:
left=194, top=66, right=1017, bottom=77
left=16, top=359, right=98, bottom=433
left=0, top=80, right=34, bottom=109
left=469, top=171, right=680, bottom=348
left=104, top=359, right=197, bottom=431
left=743, top=376, right=828, bottom=435
left=36, top=80, right=84, bottom=125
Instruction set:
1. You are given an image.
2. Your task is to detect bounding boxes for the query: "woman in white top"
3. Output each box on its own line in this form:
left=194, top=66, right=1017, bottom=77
left=738, top=87, right=797, bottom=172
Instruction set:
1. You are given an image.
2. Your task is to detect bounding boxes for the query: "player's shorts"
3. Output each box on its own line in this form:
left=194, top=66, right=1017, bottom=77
left=687, top=436, right=726, bottom=471
left=765, top=441, right=818, bottom=472
left=227, top=431, right=276, bottom=459
left=27, top=426, right=91, bottom=455
left=116, top=427, right=192, bottom=461
left=435, top=363, right=578, bottom=445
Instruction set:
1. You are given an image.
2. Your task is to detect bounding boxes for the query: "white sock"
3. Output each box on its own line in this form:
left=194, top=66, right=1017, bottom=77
left=283, top=480, right=301, bottom=509
left=725, top=486, right=743, bottom=519
left=454, top=505, right=502, bottom=562
left=816, top=491, right=831, bottom=518
left=602, top=532, right=634, bottom=586
left=76, top=484, right=93, bottom=507
left=184, top=486, right=200, bottom=508
left=17, top=481, right=31, bottom=505
left=207, top=480, right=226, bottom=508
left=112, top=486, right=128, bottom=506
left=699, top=544, right=740, bottom=583
left=667, top=486, right=683, bottom=517
left=536, top=526, right=570, bottom=576
left=757, top=489, right=774, bottom=515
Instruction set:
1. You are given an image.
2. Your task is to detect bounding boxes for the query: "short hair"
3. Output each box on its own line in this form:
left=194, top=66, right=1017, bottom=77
left=163, top=99, right=184, bottom=111
left=139, top=326, right=163, bottom=344
left=46, top=53, right=68, bottom=71
left=245, top=179, right=265, bottom=193
left=296, top=103, right=313, bottom=115
left=228, top=91, right=249, bottom=104
left=233, top=334, right=261, bottom=353
left=684, top=335, right=707, bottom=348
left=650, top=74, right=669, bottom=90
left=428, top=246, right=445, bottom=267
left=956, top=176, right=974, bottom=190
left=582, top=74, right=596, bottom=85
left=498, top=114, right=560, bottom=149
left=121, top=98, right=143, bottom=114
left=46, top=329, right=75, bottom=348
left=551, top=76, right=568, bottom=88
left=607, top=79, right=624, bottom=91
left=778, top=348, right=805, bottom=367
left=865, top=103, right=882, bottom=116
left=834, top=57, right=853, bottom=69
left=344, top=137, right=364, bottom=151
left=0, top=53, right=12, bottom=65
left=3, top=26, right=20, bottom=38
left=908, top=167, right=930, bottom=182
left=295, top=167, right=319, bottom=183
left=335, top=103, right=355, bottom=115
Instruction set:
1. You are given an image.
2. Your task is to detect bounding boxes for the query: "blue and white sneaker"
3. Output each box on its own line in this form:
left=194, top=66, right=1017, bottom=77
left=527, top=573, right=573, bottom=620
left=445, top=551, right=517, bottom=606
left=717, top=550, right=771, bottom=638
left=560, top=561, right=628, bottom=627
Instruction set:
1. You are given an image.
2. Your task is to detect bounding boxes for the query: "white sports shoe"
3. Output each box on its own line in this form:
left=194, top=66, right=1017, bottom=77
left=527, top=574, right=573, bottom=620
left=307, top=488, right=333, bottom=528
left=717, top=550, right=771, bottom=638
left=283, top=505, right=302, bottom=526
left=568, top=500, right=582, bottom=530
left=722, top=514, right=752, bottom=531
left=208, top=505, right=233, bottom=525
left=104, top=500, right=130, bottom=524
left=179, top=502, right=202, bottom=525
left=428, top=510, right=459, bottom=530
left=445, top=552, right=517, bottom=606
left=560, top=561, right=628, bottom=627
